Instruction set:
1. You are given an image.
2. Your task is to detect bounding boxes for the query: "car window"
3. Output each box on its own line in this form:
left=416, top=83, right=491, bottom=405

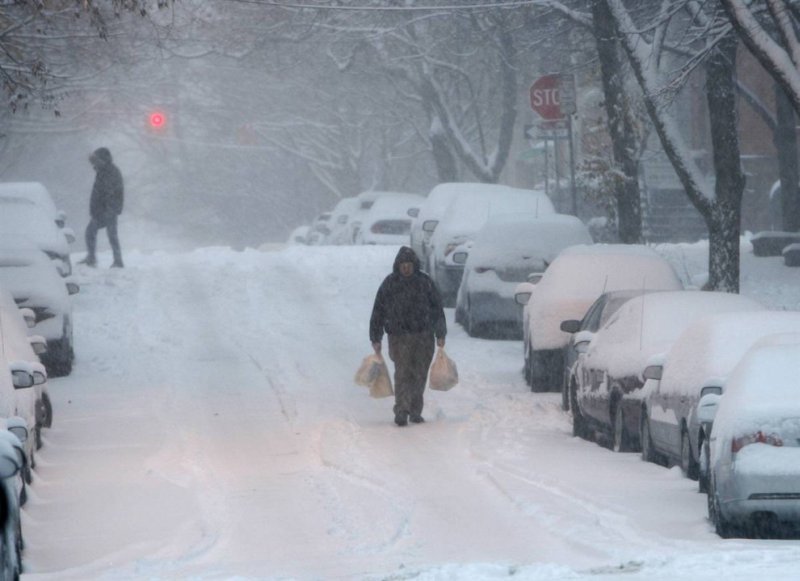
left=580, top=297, right=607, bottom=332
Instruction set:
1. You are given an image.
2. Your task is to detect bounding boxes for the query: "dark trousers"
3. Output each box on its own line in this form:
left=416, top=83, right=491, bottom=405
left=388, top=332, right=435, bottom=419
left=85, top=215, right=122, bottom=263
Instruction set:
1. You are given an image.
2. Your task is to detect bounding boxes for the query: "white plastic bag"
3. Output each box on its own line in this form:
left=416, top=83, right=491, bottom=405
left=428, top=348, right=458, bottom=391
left=354, top=354, right=394, bottom=398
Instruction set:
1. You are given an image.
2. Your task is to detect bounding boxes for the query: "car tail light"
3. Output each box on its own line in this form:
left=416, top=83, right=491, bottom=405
left=475, top=266, right=493, bottom=274
left=731, top=431, right=783, bottom=453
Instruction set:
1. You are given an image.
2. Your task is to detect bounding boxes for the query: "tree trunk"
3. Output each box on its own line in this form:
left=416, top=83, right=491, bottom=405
left=591, top=1, right=643, bottom=243
left=430, top=121, right=459, bottom=183
left=705, top=36, right=744, bottom=293
left=775, top=84, right=800, bottom=232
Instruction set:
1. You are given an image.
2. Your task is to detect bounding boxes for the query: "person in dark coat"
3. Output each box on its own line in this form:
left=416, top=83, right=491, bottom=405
left=370, top=246, right=446, bottom=426
left=79, top=147, right=124, bottom=268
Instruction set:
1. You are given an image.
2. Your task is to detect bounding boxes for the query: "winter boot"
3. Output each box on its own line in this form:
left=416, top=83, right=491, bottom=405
left=78, top=256, right=97, bottom=267
left=111, top=259, right=124, bottom=268
left=394, top=412, right=408, bottom=427
left=410, top=415, right=425, bottom=424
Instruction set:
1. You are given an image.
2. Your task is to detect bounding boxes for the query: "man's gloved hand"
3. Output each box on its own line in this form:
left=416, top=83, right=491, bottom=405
left=372, top=342, right=382, bottom=355
left=437, top=337, right=445, bottom=348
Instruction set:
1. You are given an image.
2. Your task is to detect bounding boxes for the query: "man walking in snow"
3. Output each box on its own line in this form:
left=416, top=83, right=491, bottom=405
left=370, top=246, right=446, bottom=426
left=79, top=147, right=125, bottom=268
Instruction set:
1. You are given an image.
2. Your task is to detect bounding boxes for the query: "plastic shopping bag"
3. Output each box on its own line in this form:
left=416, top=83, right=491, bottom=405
left=428, top=348, right=458, bottom=391
left=354, top=354, right=394, bottom=398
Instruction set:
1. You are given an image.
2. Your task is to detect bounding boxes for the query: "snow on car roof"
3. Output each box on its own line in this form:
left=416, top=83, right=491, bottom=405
left=432, top=189, right=556, bottom=243
left=713, top=339, right=800, bottom=441
left=659, top=311, right=800, bottom=397
left=591, top=291, right=764, bottom=380
left=526, top=245, right=684, bottom=351
left=0, top=181, right=58, bottom=218
left=0, top=200, right=67, bottom=252
left=366, top=193, right=424, bottom=215
left=468, top=214, right=592, bottom=267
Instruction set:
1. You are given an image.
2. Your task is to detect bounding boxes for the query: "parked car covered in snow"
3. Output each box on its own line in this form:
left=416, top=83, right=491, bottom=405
left=0, top=181, right=69, bottom=230
left=0, top=197, right=73, bottom=276
left=640, top=311, right=800, bottom=490
left=0, top=286, right=49, bottom=479
left=703, top=335, right=800, bottom=537
left=348, top=191, right=408, bottom=244
left=0, top=237, right=79, bottom=377
left=410, top=183, right=495, bottom=273
left=428, top=188, right=555, bottom=305
left=514, top=244, right=683, bottom=392
left=355, top=193, right=425, bottom=245
left=571, top=291, right=763, bottom=453
left=559, top=289, right=652, bottom=410
left=454, top=214, right=591, bottom=338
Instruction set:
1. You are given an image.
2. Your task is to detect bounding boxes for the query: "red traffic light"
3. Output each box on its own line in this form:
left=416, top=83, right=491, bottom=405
left=148, top=111, right=166, bottom=129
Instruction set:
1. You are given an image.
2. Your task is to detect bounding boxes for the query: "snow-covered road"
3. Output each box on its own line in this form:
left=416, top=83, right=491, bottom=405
left=20, top=244, right=800, bottom=580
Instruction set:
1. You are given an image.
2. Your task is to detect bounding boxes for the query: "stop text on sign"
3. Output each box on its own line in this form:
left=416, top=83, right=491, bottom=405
left=529, top=74, right=563, bottom=121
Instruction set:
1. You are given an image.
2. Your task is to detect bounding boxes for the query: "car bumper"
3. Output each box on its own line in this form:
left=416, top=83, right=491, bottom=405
left=466, top=292, right=522, bottom=328
left=719, top=447, right=800, bottom=522
left=436, top=264, right=464, bottom=296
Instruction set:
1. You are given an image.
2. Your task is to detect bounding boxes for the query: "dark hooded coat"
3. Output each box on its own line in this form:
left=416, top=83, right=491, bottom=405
left=369, top=246, right=447, bottom=344
left=89, top=147, right=124, bottom=223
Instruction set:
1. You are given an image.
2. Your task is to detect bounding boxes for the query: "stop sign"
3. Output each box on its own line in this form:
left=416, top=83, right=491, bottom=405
left=529, top=74, right=563, bottom=120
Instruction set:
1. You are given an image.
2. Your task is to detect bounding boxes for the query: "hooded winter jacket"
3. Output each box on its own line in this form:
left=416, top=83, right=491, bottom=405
left=369, top=246, right=447, bottom=343
left=89, top=147, right=124, bottom=222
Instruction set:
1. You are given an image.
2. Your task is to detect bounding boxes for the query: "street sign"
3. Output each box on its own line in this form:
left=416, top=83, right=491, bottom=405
left=524, top=120, right=568, bottom=140
left=529, top=73, right=577, bottom=119
left=530, top=74, right=563, bottom=120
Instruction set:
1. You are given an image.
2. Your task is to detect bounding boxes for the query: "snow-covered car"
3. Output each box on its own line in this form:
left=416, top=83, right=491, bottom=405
left=571, top=291, right=763, bottom=453
left=0, top=197, right=73, bottom=276
left=640, top=311, right=800, bottom=490
left=0, top=181, right=69, bottom=231
left=0, top=286, right=49, bottom=477
left=355, top=193, right=425, bottom=245
left=326, top=197, right=361, bottom=245
left=514, top=244, right=683, bottom=393
left=287, top=225, right=310, bottom=245
left=0, top=422, right=24, bottom=579
left=454, top=214, right=592, bottom=338
left=349, top=191, right=411, bottom=244
left=703, top=335, right=800, bottom=538
left=410, top=183, right=488, bottom=272
left=428, top=187, right=555, bottom=305
left=559, top=289, right=652, bottom=411
left=0, top=238, right=79, bottom=377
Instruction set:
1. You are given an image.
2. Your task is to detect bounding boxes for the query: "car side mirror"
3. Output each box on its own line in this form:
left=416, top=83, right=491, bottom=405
left=642, top=365, right=663, bottom=381
left=29, top=335, right=48, bottom=355
left=527, top=272, right=544, bottom=284
left=66, top=281, right=80, bottom=295
left=9, top=364, right=34, bottom=389
left=700, top=384, right=723, bottom=398
left=56, top=210, right=67, bottom=228
left=697, top=393, right=721, bottom=424
left=19, top=308, right=36, bottom=329
left=62, top=227, right=76, bottom=244
left=452, top=252, right=468, bottom=265
left=560, top=320, right=581, bottom=334
left=514, top=282, right=536, bottom=306
left=422, top=220, right=438, bottom=233
left=5, top=417, right=28, bottom=445
left=408, top=208, right=420, bottom=218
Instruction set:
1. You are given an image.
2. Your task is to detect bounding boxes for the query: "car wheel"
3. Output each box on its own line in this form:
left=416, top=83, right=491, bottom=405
left=680, top=428, right=700, bottom=480
left=640, top=413, right=657, bottom=463
left=43, top=392, right=53, bottom=428
left=612, top=404, right=631, bottom=452
left=571, top=381, right=589, bottom=440
left=708, top=477, right=736, bottom=538
left=698, top=436, right=710, bottom=493
left=561, top=371, right=570, bottom=411
left=35, top=424, right=43, bottom=451
left=525, top=346, right=535, bottom=389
